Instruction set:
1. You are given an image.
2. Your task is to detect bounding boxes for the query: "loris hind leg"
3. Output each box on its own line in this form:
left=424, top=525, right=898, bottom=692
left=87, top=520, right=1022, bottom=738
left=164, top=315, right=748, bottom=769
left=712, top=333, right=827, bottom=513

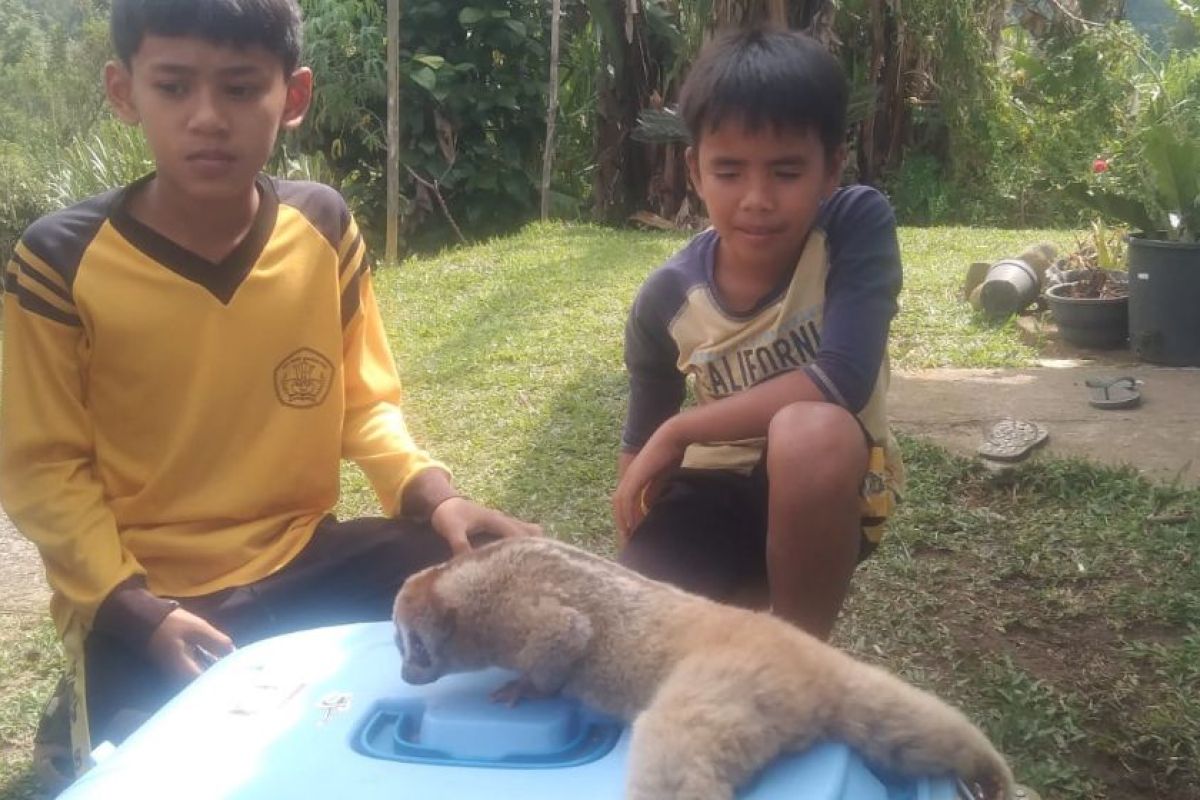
left=626, top=655, right=813, bottom=800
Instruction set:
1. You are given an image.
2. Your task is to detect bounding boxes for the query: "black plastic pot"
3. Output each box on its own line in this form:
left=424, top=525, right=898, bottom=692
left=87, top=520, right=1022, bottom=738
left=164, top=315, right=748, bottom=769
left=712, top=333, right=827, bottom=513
left=1045, top=283, right=1129, bottom=349
left=978, top=258, right=1040, bottom=318
left=1127, top=237, right=1200, bottom=366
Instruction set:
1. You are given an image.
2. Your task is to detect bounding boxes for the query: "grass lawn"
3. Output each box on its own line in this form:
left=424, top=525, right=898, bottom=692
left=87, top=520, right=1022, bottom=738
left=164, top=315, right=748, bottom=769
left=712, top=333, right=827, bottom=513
left=3, top=222, right=1196, bottom=800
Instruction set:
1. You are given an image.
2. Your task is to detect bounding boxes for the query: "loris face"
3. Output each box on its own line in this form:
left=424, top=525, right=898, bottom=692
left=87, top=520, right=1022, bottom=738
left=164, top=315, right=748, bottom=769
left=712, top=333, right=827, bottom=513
left=392, top=570, right=458, bottom=685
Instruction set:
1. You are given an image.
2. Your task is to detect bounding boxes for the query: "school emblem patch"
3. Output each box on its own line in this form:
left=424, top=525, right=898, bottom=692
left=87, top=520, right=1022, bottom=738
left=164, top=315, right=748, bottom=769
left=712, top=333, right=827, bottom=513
left=275, top=347, right=334, bottom=408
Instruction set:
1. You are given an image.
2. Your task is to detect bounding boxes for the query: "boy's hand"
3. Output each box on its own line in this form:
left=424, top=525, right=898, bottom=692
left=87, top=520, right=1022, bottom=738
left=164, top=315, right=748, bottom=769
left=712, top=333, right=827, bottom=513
left=430, top=497, right=542, bottom=556
left=612, top=423, right=689, bottom=542
left=147, top=608, right=235, bottom=681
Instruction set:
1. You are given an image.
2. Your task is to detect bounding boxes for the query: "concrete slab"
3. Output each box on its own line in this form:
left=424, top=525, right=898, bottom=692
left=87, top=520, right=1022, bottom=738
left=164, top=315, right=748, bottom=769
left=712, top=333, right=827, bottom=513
left=890, top=363, right=1200, bottom=486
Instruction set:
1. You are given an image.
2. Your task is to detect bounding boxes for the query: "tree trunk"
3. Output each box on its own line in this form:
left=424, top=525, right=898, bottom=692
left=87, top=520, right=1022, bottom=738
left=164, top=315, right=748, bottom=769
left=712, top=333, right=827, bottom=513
left=385, top=0, right=400, bottom=263
left=541, top=0, right=562, bottom=220
left=856, top=0, right=915, bottom=185
left=858, top=0, right=886, bottom=185
left=592, top=0, right=656, bottom=224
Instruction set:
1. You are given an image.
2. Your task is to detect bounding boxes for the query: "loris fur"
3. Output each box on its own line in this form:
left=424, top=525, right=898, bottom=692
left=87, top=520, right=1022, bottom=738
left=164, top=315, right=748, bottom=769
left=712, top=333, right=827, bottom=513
left=392, top=537, right=1013, bottom=800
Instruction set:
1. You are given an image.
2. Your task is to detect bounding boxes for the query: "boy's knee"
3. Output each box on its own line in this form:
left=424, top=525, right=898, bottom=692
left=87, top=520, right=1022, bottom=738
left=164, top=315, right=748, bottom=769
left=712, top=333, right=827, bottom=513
left=766, top=402, right=868, bottom=487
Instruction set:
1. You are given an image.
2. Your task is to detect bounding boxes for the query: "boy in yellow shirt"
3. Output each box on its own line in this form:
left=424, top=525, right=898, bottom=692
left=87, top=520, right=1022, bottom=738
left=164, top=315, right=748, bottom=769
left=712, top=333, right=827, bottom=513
left=0, top=0, right=537, bottom=780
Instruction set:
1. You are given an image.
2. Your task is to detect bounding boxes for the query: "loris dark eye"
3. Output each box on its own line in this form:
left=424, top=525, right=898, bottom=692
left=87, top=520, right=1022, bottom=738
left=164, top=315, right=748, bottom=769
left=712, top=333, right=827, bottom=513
left=408, top=633, right=431, bottom=668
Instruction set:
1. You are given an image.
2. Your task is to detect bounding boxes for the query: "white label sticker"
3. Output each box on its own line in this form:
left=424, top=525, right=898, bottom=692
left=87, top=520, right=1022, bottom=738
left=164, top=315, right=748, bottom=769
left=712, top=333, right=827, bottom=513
left=1137, top=273, right=1150, bottom=280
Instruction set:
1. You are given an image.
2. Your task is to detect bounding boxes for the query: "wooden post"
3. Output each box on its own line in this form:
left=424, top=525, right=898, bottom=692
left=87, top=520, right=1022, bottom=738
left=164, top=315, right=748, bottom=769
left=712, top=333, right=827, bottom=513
left=540, top=0, right=562, bottom=220
left=386, top=0, right=401, bottom=263
left=767, top=0, right=786, bottom=27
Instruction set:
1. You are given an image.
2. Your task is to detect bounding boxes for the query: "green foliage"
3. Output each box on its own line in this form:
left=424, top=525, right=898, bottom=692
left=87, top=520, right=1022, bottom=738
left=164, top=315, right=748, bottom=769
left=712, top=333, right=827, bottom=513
left=1064, top=47, right=1200, bottom=240
left=868, top=13, right=1195, bottom=230
left=547, top=9, right=601, bottom=218
left=885, top=155, right=954, bottom=226
left=1089, top=219, right=1127, bottom=270
left=45, top=120, right=154, bottom=209
left=988, top=23, right=1143, bottom=222
left=0, top=146, right=42, bottom=262
left=0, top=0, right=113, bottom=257
left=0, top=617, right=62, bottom=800
left=298, top=0, right=548, bottom=250
left=903, top=0, right=1009, bottom=180
left=1163, top=0, right=1200, bottom=47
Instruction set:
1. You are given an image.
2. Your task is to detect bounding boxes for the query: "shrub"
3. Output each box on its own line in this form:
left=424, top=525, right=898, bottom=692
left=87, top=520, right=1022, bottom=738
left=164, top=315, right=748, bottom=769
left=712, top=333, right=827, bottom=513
left=298, top=0, right=548, bottom=251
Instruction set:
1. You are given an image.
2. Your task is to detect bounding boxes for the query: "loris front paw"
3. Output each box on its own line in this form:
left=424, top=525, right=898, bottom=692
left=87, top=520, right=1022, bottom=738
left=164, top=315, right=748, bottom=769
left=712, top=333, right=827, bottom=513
left=490, top=677, right=555, bottom=707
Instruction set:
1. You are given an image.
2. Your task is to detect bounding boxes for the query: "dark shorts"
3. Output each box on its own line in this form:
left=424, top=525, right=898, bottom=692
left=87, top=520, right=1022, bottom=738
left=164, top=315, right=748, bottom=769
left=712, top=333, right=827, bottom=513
left=83, top=515, right=453, bottom=746
left=617, top=463, right=878, bottom=605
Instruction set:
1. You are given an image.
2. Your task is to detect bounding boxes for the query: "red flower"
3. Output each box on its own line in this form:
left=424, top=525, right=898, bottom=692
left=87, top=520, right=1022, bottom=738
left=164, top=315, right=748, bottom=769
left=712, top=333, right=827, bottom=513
left=1093, top=158, right=1110, bottom=174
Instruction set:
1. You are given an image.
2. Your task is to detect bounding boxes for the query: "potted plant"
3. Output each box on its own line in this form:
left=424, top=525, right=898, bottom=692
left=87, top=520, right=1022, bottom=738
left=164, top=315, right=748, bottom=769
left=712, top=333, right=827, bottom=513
left=1064, top=62, right=1200, bottom=364
left=1044, top=221, right=1130, bottom=349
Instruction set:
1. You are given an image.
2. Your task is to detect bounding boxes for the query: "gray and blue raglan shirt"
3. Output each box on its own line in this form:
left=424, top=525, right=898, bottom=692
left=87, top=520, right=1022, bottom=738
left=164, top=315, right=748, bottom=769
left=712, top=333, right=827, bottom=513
left=622, top=184, right=905, bottom=487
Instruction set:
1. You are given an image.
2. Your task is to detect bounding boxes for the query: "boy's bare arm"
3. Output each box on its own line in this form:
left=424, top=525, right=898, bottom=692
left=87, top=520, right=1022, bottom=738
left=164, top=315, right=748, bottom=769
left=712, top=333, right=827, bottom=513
left=399, top=467, right=541, bottom=555
left=612, top=370, right=828, bottom=536
left=617, top=451, right=636, bottom=480
left=659, top=369, right=828, bottom=447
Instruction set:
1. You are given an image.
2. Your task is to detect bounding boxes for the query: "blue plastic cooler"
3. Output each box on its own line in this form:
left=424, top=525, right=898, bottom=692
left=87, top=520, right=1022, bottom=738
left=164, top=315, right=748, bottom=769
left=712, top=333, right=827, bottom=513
left=60, top=622, right=960, bottom=800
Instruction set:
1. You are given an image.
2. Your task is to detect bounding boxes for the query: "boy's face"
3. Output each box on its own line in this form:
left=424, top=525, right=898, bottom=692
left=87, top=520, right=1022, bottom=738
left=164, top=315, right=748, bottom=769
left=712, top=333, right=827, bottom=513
left=687, top=120, right=844, bottom=275
left=105, top=35, right=312, bottom=202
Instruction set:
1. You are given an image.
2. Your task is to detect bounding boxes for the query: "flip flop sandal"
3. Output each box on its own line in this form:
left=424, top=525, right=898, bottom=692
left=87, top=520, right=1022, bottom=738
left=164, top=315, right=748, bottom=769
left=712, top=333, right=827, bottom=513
left=1085, top=376, right=1142, bottom=409
left=977, top=418, right=1049, bottom=462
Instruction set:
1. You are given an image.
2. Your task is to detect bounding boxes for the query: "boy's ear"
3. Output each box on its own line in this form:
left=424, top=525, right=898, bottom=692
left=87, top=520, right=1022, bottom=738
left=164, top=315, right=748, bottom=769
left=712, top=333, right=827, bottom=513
left=281, top=67, right=314, bottom=131
left=104, top=61, right=140, bottom=125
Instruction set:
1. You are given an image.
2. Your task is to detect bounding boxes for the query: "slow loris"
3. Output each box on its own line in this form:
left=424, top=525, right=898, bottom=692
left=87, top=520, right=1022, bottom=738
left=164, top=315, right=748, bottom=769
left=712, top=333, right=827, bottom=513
left=392, top=537, right=1013, bottom=800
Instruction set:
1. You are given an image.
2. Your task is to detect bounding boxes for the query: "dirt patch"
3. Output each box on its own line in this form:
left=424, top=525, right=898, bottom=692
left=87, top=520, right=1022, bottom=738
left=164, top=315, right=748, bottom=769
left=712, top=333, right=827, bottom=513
left=0, top=507, right=49, bottom=616
left=913, top=544, right=1198, bottom=800
left=979, top=617, right=1121, bottom=687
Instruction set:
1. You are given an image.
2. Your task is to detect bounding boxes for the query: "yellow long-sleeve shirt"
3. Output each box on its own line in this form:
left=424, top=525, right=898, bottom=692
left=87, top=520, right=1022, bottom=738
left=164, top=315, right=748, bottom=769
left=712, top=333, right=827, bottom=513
left=0, top=174, right=443, bottom=636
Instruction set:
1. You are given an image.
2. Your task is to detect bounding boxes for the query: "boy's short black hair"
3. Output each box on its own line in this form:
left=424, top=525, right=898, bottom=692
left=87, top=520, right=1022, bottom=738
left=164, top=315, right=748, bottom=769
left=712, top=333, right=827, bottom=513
left=112, top=0, right=304, bottom=74
left=679, top=28, right=848, bottom=158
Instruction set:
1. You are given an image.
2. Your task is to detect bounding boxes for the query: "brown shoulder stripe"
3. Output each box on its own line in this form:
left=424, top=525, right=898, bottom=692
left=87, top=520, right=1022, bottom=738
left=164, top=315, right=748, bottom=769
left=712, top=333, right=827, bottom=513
left=273, top=178, right=349, bottom=252
left=338, top=231, right=364, bottom=280
left=13, top=252, right=73, bottom=305
left=10, top=280, right=82, bottom=326
left=14, top=269, right=75, bottom=317
left=340, top=261, right=369, bottom=327
left=17, top=189, right=117, bottom=290
left=338, top=240, right=365, bottom=297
